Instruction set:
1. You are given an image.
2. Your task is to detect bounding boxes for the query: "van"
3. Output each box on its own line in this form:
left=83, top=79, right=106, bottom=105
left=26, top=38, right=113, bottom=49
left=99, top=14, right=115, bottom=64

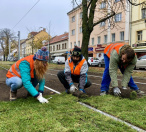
left=52, top=56, right=65, bottom=64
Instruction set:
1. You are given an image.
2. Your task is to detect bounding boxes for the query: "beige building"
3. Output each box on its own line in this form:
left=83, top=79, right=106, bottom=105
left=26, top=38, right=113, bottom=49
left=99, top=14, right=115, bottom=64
left=130, top=0, right=146, bottom=58
left=25, top=28, right=49, bottom=56
left=67, top=0, right=130, bottom=60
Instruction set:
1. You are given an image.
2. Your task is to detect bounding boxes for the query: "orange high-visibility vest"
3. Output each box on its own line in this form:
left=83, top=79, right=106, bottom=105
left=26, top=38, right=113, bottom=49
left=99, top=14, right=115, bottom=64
left=6, top=55, right=35, bottom=78
left=68, top=57, right=86, bottom=75
left=104, top=43, right=125, bottom=58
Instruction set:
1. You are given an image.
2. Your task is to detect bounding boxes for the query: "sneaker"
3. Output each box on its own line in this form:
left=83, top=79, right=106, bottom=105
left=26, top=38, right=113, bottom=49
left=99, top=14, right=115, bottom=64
left=100, top=91, right=107, bottom=96
left=136, top=89, right=145, bottom=94
left=10, top=90, right=17, bottom=101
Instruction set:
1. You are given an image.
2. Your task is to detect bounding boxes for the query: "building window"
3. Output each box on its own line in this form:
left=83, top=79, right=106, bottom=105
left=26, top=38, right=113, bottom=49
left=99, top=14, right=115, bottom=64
left=100, top=21, right=105, bottom=27
left=57, top=45, right=58, bottom=50
left=115, top=0, right=120, bottom=2
left=98, top=36, right=101, bottom=44
left=120, top=31, right=124, bottom=41
left=137, top=31, right=142, bottom=41
left=104, top=35, right=107, bottom=43
left=65, top=43, right=66, bottom=49
left=72, top=29, right=75, bottom=35
left=72, top=16, right=75, bottom=22
left=142, top=8, right=146, bottom=19
left=78, top=41, right=80, bottom=47
left=112, top=33, right=115, bottom=42
left=115, top=13, right=122, bottom=22
left=71, top=42, right=72, bottom=49
left=80, top=12, right=83, bottom=19
left=100, top=1, right=106, bottom=9
left=53, top=46, right=55, bottom=51
left=92, top=38, right=94, bottom=45
left=62, top=44, right=64, bottom=49
left=79, top=27, right=82, bottom=33
left=50, top=46, right=52, bottom=51
left=74, top=42, right=76, bottom=47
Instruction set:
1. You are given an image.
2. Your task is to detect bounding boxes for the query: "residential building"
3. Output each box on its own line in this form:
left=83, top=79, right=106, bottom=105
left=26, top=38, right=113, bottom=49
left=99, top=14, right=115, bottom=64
left=130, top=0, right=146, bottom=58
left=46, top=32, right=69, bottom=60
left=67, top=0, right=130, bottom=60
left=25, top=28, right=49, bottom=56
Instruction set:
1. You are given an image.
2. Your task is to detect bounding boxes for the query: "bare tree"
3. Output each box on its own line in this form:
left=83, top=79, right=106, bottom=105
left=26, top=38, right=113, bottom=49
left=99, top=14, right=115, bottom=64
left=72, top=0, right=146, bottom=60
left=0, top=28, right=15, bottom=61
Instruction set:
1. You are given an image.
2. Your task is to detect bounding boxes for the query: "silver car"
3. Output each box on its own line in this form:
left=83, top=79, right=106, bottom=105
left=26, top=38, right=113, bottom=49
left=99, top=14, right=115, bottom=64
left=135, top=55, right=146, bottom=69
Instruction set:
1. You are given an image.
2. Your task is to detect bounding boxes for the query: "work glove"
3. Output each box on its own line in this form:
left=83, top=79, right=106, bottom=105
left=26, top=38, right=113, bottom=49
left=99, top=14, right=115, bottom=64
left=113, top=87, right=121, bottom=96
left=70, top=84, right=78, bottom=94
left=122, top=86, right=127, bottom=89
left=37, top=93, right=48, bottom=103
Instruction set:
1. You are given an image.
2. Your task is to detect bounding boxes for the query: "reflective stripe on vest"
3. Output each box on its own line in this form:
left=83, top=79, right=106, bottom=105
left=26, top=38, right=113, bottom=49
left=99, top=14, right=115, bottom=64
left=6, top=55, right=34, bottom=78
left=104, top=43, right=125, bottom=58
left=68, top=57, right=86, bottom=75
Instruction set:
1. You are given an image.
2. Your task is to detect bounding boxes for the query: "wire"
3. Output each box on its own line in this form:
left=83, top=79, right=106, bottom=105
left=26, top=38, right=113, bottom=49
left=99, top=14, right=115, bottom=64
left=12, top=0, right=40, bottom=29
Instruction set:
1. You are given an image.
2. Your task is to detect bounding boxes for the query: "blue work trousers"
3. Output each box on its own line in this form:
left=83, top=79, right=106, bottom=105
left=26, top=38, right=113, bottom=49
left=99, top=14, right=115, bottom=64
left=6, top=76, right=38, bottom=92
left=100, top=54, right=138, bottom=92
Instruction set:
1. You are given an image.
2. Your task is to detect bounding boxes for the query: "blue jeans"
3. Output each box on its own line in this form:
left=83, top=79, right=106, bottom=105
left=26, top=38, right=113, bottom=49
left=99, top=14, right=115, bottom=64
left=100, top=54, right=138, bottom=92
left=6, top=76, right=38, bottom=92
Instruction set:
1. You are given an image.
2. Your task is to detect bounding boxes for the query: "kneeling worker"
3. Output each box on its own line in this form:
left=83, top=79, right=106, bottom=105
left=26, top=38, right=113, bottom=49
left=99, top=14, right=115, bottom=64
left=100, top=43, right=144, bottom=96
left=6, top=47, right=49, bottom=103
left=57, top=47, right=91, bottom=96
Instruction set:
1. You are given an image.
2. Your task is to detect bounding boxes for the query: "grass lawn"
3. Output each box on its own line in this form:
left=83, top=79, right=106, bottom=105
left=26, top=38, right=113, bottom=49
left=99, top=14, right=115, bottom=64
left=80, top=95, right=146, bottom=130
left=0, top=94, right=136, bottom=132
left=0, top=61, right=146, bottom=131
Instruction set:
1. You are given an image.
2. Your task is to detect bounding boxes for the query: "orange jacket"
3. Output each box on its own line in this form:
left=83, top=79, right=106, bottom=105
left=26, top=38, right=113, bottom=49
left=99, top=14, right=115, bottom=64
left=104, top=43, right=125, bottom=58
left=68, top=57, right=86, bottom=75
left=6, top=55, right=34, bottom=78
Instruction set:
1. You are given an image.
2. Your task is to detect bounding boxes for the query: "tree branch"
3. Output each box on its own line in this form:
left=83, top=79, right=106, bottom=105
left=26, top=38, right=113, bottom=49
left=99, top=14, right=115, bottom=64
left=127, top=0, right=146, bottom=6
left=93, top=11, right=115, bottom=27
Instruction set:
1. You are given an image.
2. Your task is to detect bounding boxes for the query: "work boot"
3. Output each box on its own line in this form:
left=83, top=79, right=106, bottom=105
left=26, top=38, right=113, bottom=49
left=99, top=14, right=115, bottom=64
left=10, top=90, right=17, bottom=101
left=100, top=91, right=107, bottom=96
left=135, top=89, right=145, bottom=94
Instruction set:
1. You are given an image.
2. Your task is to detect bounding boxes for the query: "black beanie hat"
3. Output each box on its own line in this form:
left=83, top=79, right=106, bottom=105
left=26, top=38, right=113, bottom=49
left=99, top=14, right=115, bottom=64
left=72, top=47, right=82, bottom=57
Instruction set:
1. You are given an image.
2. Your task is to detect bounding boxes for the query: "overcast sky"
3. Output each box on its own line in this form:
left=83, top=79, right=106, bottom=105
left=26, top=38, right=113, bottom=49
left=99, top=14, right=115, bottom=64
left=0, top=0, right=74, bottom=39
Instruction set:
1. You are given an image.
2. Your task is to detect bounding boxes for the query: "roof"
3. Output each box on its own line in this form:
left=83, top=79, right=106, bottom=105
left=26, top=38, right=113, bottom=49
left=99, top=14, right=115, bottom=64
left=49, top=32, right=68, bottom=44
left=30, top=32, right=38, bottom=36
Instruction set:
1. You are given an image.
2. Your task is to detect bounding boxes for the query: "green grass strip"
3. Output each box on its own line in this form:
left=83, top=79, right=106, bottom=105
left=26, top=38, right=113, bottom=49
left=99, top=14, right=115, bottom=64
left=0, top=93, right=136, bottom=132
left=80, top=95, right=146, bottom=130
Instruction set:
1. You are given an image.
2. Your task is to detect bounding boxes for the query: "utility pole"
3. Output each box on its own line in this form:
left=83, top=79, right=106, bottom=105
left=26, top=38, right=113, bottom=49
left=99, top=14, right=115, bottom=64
left=18, top=31, right=20, bottom=60
left=48, top=22, right=51, bottom=63
left=8, top=38, right=10, bottom=59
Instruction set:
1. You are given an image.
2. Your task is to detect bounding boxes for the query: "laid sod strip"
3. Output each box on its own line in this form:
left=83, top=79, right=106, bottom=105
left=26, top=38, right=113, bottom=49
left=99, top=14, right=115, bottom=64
left=37, top=85, right=145, bottom=131
left=0, top=94, right=136, bottom=132
left=79, top=102, right=145, bottom=132
left=80, top=96, right=146, bottom=130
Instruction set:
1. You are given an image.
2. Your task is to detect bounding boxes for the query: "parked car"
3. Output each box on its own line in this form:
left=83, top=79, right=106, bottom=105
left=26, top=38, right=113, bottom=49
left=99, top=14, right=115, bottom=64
left=88, top=57, right=99, bottom=66
left=135, top=55, right=146, bottom=69
left=52, top=56, right=65, bottom=64
left=98, top=58, right=105, bottom=67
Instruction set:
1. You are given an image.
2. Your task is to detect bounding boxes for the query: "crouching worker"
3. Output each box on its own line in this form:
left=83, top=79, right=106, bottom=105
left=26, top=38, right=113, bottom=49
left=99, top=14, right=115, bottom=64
left=57, top=47, right=91, bottom=97
left=6, top=47, right=49, bottom=103
left=100, top=43, right=144, bottom=96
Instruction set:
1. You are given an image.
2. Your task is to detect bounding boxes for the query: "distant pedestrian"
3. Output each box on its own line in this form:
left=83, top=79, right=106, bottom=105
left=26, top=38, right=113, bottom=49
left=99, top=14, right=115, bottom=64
left=100, top=43, right=144, bottom=96
left=6, top=46, right=49, bottom=103
left=57, top=47, right=91, bottom=97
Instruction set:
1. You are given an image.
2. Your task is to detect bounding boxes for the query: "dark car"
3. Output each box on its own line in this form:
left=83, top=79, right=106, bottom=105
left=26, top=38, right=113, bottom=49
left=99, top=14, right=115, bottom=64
left=98, top=58, right=105, bottom=67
